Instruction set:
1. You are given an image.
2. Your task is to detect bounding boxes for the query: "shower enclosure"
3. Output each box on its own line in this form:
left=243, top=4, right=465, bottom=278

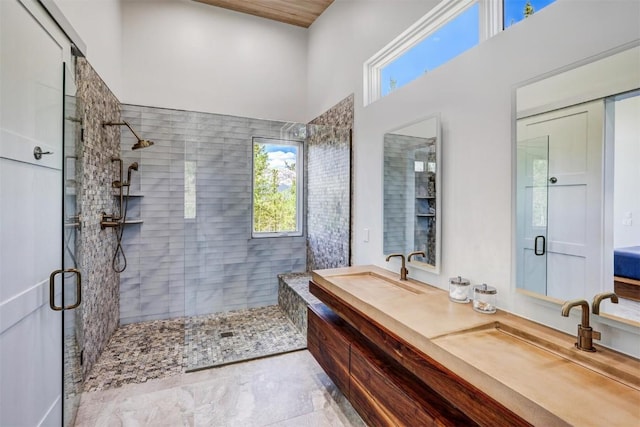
left=118, top=105, right=351, bottom=372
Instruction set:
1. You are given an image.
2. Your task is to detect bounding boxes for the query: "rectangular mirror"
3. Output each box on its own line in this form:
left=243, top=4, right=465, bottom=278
left=384, top=115, right=441, bottom=272
left=515, top=44, right=640, bottom=323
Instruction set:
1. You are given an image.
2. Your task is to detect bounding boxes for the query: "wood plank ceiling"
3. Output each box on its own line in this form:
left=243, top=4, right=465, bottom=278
left=193, top=0, right=334, bottom=28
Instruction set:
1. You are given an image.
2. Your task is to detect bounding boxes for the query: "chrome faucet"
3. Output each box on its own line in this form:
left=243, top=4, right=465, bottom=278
left=407, top=251, right=426, bottom=262
left=385, top=253, right=408, bottom=280
left=592, top=292, right=619, bottom=315
left=561, top=299, right=600, bottom=352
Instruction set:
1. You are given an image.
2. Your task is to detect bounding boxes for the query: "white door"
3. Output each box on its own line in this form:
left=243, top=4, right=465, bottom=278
left=0, top=0, right=70, bottom=424
left=518, top=100, right=604, bottom=300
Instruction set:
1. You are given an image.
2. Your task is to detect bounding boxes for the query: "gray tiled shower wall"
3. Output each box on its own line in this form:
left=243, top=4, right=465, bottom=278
left=118, top=105, right=307, bottom=324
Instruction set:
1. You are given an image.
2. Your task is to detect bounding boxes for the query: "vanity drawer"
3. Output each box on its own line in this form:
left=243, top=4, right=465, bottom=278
left=349, top=339, right=474, bottom=427
left=307, top=304, right=352, bottom=397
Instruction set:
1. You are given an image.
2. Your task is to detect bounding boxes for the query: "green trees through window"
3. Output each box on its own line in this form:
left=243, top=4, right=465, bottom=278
left=252, top=138, right=301, bottom=235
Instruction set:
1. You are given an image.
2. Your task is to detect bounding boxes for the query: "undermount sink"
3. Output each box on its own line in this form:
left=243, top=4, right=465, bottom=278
left=329, top=271, right=428, bottom=295
left=432, top=321, right=640, bottom=425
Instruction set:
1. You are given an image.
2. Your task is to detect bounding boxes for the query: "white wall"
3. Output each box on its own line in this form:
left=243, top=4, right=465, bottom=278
left=120, top=0, right=308, bottom=122
left=308, top=0, right=640, bottom=356
left=54, top=0, right=123, bottom=97
left=614, top=95, right=640, bottom=248
left=307, top=0, right=439, bottom=118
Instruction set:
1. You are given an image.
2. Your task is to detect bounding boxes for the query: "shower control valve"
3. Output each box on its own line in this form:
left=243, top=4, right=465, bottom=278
left=100, top=212, right=122, bottom=229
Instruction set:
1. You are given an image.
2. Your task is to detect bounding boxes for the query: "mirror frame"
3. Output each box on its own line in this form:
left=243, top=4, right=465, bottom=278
left=383, top=113, right=442, bottom=274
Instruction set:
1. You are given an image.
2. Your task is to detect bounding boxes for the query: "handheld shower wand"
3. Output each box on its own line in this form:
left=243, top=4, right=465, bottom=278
left=126, top=162, right=139, bottom=185
left=108, top=162, right=141, bottom=273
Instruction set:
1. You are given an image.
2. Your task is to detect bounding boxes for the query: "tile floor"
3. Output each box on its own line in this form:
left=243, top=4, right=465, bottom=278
left=84, top=306, right=306, bottom=392
left=74, top=350, right=365, bottom=427
left=185, top=305, right=307, bottom=371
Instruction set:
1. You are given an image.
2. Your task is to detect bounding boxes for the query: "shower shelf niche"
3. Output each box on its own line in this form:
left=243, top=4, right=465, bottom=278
left=112, top=193, right=144, bottom=198
left=111, top=192, right=144, bottom=225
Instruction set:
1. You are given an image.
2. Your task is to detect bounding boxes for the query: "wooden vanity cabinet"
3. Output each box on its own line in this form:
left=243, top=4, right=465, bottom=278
left=307, top=303, right=352, bottom=396
left=308, top=281, right=531, bottom=427
left=308, top=303, right=474, bottom=426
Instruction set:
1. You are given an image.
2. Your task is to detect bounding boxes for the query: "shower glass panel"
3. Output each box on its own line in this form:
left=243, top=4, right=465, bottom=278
left=183, top=119, right=308, bottom=372
left=62, top=60, right=84, bottom=427
left=516, top=136, right=550, bottom=295
left=183, top=120, right=351, bottom=372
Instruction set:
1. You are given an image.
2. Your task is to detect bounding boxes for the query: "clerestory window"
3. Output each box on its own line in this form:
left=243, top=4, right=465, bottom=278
left=364, top=0, right=557, bottom=105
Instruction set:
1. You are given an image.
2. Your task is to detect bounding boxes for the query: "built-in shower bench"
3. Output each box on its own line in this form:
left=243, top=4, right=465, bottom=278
left=277, top=273, right=321, bottom=337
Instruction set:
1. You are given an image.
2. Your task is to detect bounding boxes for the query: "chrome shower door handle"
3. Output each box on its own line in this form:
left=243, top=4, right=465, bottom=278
left=49, top=268, right=82, bottom=311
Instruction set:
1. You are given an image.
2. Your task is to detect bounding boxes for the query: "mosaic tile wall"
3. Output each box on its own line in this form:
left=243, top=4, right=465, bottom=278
left=307, top=95, right=354, bottom=270
left=277, top=273, right=319, bottom=334
left=75, top=57, right=121, bottom=377
left=118, top=105, right=307, bottom=324
left=309, top=94, right=354, bottom=129
left=383, top=134, right=437, bottom=265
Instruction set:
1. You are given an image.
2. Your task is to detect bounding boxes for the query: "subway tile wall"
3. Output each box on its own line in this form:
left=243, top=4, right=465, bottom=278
left=383, top=136, right=411, bottom=255
left=118, top=105, right=307, bottom=324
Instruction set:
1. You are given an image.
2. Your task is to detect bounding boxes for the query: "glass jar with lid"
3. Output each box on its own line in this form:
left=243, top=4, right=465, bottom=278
left=449, top=276, right=470, bottom=303
left=473, top=284, right=497, bottom=314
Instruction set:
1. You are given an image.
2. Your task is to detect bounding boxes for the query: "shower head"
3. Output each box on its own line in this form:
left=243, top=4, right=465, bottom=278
left=103, top=121, right=155, bottom=150
left=132, top=139, right=154, bottom=150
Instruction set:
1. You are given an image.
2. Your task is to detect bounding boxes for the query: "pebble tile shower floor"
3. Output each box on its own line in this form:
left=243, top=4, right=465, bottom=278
left=84, top=305, right=306, bottom=392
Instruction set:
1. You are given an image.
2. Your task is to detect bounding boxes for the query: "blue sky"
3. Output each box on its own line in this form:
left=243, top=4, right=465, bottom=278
left=504, top=0, right=556, bottom=28
left=380, top=0, right=556, bottom=96
left=263, top=144, right=297, bottom=170
left=381, top=3, right=479, bottom=96
left=264, top=144, right=296, bottom=154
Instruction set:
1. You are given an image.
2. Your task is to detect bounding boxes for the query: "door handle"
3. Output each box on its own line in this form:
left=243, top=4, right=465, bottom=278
left=49, top=268, right=82, bottom=311
left=33, top=146, right=53, bottom=160
left=534, top=235, right=546, bottom=256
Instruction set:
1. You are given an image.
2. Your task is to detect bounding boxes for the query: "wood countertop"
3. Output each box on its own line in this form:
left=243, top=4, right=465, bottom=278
left=311, top=265, right=640, bottom=427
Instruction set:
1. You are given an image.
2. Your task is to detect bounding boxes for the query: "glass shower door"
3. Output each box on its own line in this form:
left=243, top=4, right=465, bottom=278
left=516, top=136, right=550, bottom=295
left=62, top=59, right=84, bottom=427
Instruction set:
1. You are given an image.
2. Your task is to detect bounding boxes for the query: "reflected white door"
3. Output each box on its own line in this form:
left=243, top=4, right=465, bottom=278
left=0, top=0, right=68, bottom=424
left=518, top=100, right=604, bottom=300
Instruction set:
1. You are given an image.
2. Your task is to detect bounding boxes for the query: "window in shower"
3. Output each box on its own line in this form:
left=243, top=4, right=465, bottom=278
left=185, top=160, right=196, bottom=219
left=252, top=137, right=303, bottom=237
